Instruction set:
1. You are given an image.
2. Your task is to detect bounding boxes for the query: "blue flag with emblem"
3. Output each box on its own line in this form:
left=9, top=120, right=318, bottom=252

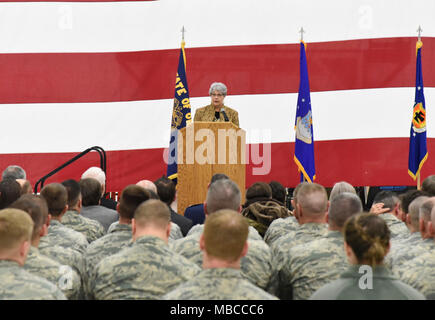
left=408, top=39, right=428, bottom=180
left=167, top=39, right=192, bottom=184
left=294, top=41, right=315, bottom=183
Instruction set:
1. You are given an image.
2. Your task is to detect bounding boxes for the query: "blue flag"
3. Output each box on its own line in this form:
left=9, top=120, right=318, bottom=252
left=294, top=41, right=315, bottom=183
left=167, top=40, right=192, bottom=183
left=408, top=40, right=428, bottom=180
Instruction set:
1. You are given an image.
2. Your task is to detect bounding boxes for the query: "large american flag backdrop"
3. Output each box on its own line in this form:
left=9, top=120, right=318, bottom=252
left=0, top=0, right=434, bottom=192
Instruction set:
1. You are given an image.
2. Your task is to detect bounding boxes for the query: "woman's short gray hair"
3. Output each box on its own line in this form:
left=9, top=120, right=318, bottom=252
left=209, top=82, right=227, bottom=97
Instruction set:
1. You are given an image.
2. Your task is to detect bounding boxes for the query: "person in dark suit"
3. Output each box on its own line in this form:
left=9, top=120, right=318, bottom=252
left=154, top=176, right=192, bottom=236
left=81, top=166, right=117, bottom=210
left=194, top=82, right=239, bottom=127
left=184, top=173, right=230, bottom=226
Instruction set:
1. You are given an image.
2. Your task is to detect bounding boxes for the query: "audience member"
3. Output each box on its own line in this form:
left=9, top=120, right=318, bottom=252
left=398, top=203, right=435, bottom=299
left=84, top=185, right=151, bottom=289
left=171, top=179, right=272, bottom=290
left=269, top=180, right=287, bottom=204
left=275, top=192, right=362, bottom=299
left=16, top=179, right=32, bottom=195
left=310, top=213, right=425, bottom=300
left=61, top=179, right=105, bottom=243
left=0, top=178, right=22, bottom=209
left=81, top=167, right=117, bottom=210
left=270, top=183, right=329, bottom=279
left=329, top=181, right=356, bottom=201
left=184, top=173, right=229, bottom=226
left=38, top=183, right=89, bottom=254
left=79, top=178, right=118, bottom=231
left=2, top=165, right=26, bottom=180
left=154, top=176, right=193, bottom=236
left=89, top=199, right=200, bottom=299
left=263, top=182, right=305, bottom=245
left=242, top=182, right=290, bottom=237
left=422, top=175, right=435, bottom=196
left=10, top=194, right=81, bottom=299
left=0, top=208, right=66, bottom=300
left=164, top=209, right=277, bottom=300
left=371, top=190, right=409, bottom=239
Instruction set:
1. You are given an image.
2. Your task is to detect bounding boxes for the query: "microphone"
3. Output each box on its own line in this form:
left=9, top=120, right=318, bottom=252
left=220, top=108, right=229, bottom=122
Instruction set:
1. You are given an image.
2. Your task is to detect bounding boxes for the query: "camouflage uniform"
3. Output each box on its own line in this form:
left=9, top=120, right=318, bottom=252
left=0, top=260, right=66, bottom=300
left=398, top=250, right=435, bottom=299
left=310, top=265, right=425, bottom=300
left=39, top=243, right=86, bottom=283
left=39, top=219, right=89, bottom=254
left=378, top=213, right=410, bottom=240
left=187, top=223, right=263, bottom=241
left=89, top=235, right=200, bottom=300
left=270, top=223, right=328, bottom=271
left=278, top=230, right=348, bottom=300
left=169, top=222, right=183, bottom=241
left=385, top=233, right=434, bottom=274
left=170, top=225, right=273, bottom=289
left=84, top=223, right=133, bottom=296
left=264, top=216, right=299, bottom=245
left=61, top=210, right=105, bottom=243
left=163, top=268, right=278, bottom=300
left=24, top=246, right=82, bottom=299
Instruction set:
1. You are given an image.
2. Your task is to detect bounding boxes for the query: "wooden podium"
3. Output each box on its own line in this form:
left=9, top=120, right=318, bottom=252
left=177, top=122, right=246, bottom=216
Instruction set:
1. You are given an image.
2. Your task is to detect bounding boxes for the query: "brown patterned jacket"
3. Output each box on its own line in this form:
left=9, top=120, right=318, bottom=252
left=194, top=104, right=239, bottom=127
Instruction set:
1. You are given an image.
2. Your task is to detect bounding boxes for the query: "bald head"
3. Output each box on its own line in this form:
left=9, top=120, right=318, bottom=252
left=206, top=179, right=241, bottom=214
left=136, top=180, right=157, bottom=194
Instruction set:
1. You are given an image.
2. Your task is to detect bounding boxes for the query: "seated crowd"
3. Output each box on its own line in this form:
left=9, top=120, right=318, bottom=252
left=0, top=164, right=434, bottom=300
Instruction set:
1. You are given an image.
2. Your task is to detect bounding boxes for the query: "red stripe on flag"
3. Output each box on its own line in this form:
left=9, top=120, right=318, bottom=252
left=0, top=37, right=434, bottom=104
left=2, top=138, right=433, bottom=191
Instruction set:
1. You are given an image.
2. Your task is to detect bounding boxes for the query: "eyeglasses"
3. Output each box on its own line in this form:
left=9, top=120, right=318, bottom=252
left=211, top=93, right=224, bottom=97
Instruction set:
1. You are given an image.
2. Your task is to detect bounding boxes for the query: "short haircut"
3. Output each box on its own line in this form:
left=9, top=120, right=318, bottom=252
left=9, top=194, right=49, bottom=241
left=328, top=192, right=363, bottom=228
left=329, top=181, right=356, bottom=201
left=206, top=179, right=241, bottom=214
left=422, top=175, right=435, bottom=196
left=292, top=182, right=309, bottom=200
left=119, top=185, right=151, bottom=220
left=210, top=173, right=229, bottom=184
left=0, top=208, right=34, bottom=251
left=134, top=199, right=170, bottom=229
left=81, top=167, right=106, bottom=187
left=419, top=198, right=435, bottom=223
left=373, top=190, right=399, bottom=212
left=2, top=165, right=26, bottom=180
left=400, top=190, right=429, bottom=214
left=154, top=177, right=176, bottom=205
left=296, top=183, right=328, bottom=216
left=344, top=213, right=390, bottom=267
left=61, top=179, right=81, bottom=208
left=203, top=209, right=248, bottom=262
left=79, top=178, right=102, bottom=206
left=209, top=82, right=227, bottom=97
left=408, top=196, right=429, bottom=228
left=40, top=183, right=68, bottom=216
left=0, top=179, right=22, bottom=210
left=269, top=181, right=286, bottom=204
left=245, top=182, right=272, bottom=200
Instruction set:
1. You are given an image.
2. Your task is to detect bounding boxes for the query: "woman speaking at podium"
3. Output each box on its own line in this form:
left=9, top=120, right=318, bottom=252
left=194, top=82, right=239, bottom=127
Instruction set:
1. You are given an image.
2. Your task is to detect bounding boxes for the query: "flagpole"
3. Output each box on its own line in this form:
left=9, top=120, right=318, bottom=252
left=416, top=25, right=422, bottom=190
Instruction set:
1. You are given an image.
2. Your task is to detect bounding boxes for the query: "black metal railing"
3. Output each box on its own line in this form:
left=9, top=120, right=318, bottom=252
left=33, top=146, right=106, bottom=194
